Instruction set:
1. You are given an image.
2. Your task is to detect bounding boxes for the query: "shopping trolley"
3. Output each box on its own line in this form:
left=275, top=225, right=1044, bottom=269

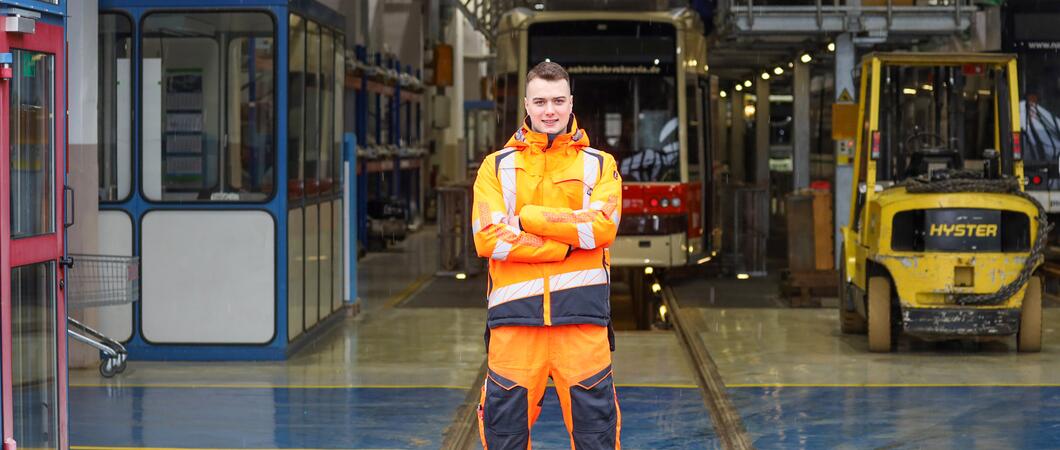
left=65, top=254, right=140, bottom=377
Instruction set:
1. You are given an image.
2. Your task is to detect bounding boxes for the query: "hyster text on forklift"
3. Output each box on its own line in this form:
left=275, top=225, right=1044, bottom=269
left=838, top=52, right=1051, bottom=353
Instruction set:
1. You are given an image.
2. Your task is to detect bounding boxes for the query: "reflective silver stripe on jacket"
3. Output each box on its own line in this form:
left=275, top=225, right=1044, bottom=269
left=577, top=222, right=595, bottom=250
left=549, top=268, right=608, bottom=291
left=473, top=211, right=505, bottom=234
left=497, top=149, right=518, bottom=216
left=488, top=278, right=545, bottom=308
left=582, top=148, right=604, bottom=210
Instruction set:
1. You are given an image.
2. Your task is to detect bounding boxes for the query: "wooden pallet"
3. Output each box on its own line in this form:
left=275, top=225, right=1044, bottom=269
left=782, top=270, right=838, bottom=307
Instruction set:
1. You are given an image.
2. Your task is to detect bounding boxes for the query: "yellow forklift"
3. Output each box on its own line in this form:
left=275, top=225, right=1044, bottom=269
left=838, top=52, right=1050, bottom=352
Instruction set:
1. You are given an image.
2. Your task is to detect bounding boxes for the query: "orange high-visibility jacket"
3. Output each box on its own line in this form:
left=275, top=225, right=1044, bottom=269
left=473, top=117, right=621, bottom=328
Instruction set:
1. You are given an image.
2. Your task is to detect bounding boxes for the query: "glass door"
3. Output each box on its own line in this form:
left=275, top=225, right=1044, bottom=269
left=0, top=21, right=67, bottom=450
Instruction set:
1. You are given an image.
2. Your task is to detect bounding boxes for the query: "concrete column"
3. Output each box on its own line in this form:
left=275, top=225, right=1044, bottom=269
left=833, top=33, right=856, bottom=266
left=793, top=59, right=810, bottom=190
left=67, top=0, right=101, bottom=369
left=380, top=0, right=424, bottom=69
left=755, top=79, right=770, bottom=186
left=437, top=12, right=467, bottom=184
left=368, top=0, right=383, bottom=51
left=729, top=90, right=746, bottom=183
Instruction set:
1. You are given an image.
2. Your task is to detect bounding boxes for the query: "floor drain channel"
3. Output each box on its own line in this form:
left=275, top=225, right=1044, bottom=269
left=663, top=284, right=755, bottom=450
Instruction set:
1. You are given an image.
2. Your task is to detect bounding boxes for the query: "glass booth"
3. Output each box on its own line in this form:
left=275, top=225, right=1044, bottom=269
left=97, top=0, right=349, bottom=360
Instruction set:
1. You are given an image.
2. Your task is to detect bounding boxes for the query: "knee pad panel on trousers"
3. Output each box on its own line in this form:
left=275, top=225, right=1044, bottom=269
left=483, top=369, right=529, bottom=449
left=570, top=364, right=618, bottom=448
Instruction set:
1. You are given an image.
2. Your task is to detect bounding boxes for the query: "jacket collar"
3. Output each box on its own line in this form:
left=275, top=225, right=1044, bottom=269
left=504, top=115, right=589, bottom=151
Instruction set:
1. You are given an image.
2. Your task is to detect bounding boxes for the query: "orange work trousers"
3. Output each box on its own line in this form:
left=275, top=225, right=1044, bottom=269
left=477, top=324, right=621, bottom=449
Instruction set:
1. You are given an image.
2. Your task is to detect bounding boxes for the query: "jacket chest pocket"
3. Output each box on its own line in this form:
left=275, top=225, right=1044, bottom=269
left=552, top=178, right=591, bottom=210
left=550, top=159, right=595, bottom=210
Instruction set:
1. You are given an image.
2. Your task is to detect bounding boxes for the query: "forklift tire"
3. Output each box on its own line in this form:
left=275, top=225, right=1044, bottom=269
left=868, top=276, right=893, bottom=353
left=839, top=250, right=867, bottom=334
left=1018, top=276, right=1043, bottom=353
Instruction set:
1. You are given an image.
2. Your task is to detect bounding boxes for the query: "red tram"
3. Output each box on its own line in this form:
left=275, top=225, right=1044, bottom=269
left=494, top=8, right=714, bottom=269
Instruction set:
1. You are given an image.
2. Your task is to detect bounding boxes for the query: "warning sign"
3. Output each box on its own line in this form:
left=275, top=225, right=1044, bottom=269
left=837, top=88, right=854, bottom=103
left=832, top=103, right=858, bottom=140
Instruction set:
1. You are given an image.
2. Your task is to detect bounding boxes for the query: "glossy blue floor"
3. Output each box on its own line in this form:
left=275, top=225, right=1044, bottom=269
left=730, top=386, right=1060, bottom=449
left=67, top=230, right=1060, bottom=449
left=70, top=385, right=718, bottom=449
left=676, top=277, right=1060, bottom=449
left=71, top=386, right=467, bottom=449
left=69, top=230, right=713, bottom=449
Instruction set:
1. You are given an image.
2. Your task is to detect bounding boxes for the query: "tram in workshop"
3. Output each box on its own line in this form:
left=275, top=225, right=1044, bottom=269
left=494, top=8, right=714, bottom=270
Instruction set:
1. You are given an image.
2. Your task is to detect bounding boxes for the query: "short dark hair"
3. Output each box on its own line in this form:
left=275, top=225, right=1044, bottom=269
left=527, top=61, right=569, bottom=87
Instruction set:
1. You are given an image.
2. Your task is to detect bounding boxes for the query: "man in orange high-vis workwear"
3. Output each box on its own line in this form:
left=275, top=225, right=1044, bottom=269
left=473, top=61, right=622, bottom=449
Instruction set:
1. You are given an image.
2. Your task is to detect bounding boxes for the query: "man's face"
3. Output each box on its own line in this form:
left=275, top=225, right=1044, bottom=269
left=524, top=77, right=573, bottom=134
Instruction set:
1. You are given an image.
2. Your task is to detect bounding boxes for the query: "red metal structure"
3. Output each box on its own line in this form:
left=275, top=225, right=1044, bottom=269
left=0, top=2, right=69, bottom=448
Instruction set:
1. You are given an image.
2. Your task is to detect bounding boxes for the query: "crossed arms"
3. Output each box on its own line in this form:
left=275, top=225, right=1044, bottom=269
left=471, top=157, right=621, bottom=263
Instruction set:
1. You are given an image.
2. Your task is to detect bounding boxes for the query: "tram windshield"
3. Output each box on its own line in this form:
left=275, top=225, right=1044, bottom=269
left=528, top=20, right=679, bottom=182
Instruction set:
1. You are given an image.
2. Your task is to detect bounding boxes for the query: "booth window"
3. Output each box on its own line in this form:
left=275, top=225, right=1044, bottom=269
left=319, top=28, right=334, bottom=194
left=289, top=14, right=305, bottom=201
left=12, top=262, right=58, bottom=450
left=11, top=50, right=55, bottom=238
left=332, top=33, right=344, bottom=194
left=141, top=11, right=276, bottom=202
left=304, top=21, right=321, bottom=196
left=99, top=13, right=133, bottom=202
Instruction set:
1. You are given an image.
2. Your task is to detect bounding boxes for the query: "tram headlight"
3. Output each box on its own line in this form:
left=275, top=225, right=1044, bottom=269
left=660, top=198, right=670, bottom=208
left=671, top=197, right=681, bottom=208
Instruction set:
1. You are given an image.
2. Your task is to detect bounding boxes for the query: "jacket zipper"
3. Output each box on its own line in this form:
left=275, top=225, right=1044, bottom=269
left=542, top=144, right=552, bottom=326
